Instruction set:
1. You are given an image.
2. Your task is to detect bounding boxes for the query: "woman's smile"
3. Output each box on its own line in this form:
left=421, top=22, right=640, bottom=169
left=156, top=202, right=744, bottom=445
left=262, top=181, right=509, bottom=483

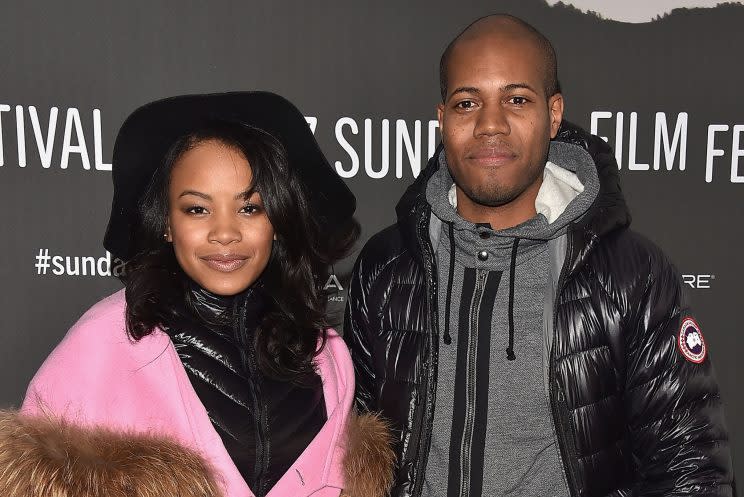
left=200, top=253, right=250, bottom=272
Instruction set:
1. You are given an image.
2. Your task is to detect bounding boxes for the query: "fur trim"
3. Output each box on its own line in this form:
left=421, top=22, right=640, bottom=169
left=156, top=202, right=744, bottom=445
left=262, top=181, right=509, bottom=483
left=0, top=410, right=222, bottom=497
left=342, top=411, right=395, bottom=497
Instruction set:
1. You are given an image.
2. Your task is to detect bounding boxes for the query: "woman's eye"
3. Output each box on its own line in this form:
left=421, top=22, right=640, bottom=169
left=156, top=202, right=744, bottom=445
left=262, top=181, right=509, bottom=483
left=240, top=204, right=261, bottom=215
left=185, top=205, right=207, bottom=215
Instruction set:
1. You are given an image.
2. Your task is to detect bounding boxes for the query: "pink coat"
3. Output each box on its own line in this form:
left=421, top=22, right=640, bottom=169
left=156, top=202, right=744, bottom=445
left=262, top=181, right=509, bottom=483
left=22, top=290, right=354, bottom=497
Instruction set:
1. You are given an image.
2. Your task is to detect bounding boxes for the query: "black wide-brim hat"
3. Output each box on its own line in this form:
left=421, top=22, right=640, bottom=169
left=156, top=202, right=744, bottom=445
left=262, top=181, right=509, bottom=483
left=103, top=91, right=356, bottom=262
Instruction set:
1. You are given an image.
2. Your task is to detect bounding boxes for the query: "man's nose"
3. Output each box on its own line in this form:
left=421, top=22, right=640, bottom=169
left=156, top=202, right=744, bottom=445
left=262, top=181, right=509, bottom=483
left=474, top=104, right=510, bottom=137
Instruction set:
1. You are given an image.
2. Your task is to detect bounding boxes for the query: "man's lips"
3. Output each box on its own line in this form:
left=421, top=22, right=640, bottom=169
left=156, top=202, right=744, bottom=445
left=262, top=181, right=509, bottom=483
left=200, top=254, right=249, bottom=272
left=466, top=147, right=517, bottom=165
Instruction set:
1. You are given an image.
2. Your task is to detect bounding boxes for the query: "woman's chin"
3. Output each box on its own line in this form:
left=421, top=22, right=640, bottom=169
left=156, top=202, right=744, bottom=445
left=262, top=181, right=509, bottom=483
left=193, top=277, right=256, bottom=297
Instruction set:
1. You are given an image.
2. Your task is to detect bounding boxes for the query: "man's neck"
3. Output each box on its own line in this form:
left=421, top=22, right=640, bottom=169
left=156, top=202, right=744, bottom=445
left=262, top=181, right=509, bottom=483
left=455, top=180, right=542, bottom=231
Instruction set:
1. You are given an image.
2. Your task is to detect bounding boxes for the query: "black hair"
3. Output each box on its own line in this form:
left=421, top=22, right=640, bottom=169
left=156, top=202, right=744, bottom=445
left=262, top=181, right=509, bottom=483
left=439, top=14, right=561, bottom=101
left=122, top=121, right=358, bottom=381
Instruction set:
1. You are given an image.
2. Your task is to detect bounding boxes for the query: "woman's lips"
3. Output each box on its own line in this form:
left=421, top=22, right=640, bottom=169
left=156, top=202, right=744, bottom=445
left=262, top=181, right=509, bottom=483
left=200, top=255, right=248, bottom=272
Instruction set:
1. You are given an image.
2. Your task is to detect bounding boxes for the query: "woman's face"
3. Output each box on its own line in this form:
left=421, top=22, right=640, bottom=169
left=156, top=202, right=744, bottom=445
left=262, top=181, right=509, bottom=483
left=166, top=139, right=275, bottom=296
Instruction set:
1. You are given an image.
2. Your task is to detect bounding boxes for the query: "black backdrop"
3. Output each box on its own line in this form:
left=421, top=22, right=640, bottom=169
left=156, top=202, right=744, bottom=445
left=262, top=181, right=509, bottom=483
left=1, top=0, right=742, bottom=481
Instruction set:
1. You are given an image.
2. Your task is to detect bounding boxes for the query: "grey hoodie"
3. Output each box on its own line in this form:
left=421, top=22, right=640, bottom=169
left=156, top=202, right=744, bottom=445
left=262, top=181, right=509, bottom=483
left=422, top=141, right=600, bottom=497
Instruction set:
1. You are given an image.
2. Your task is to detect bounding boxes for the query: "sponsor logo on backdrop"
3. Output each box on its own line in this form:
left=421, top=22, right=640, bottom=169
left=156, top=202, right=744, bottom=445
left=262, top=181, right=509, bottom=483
left=0, top=105, right=111, bottom=170
left=331, top=117, right=440, bottom=179
left=682, top=273, right=716, bottom=289
left=324, top=273, right=345, bottom=303
left=34, top=249, right=125, bottom=277
left=590, top=111, right=744, bottom=183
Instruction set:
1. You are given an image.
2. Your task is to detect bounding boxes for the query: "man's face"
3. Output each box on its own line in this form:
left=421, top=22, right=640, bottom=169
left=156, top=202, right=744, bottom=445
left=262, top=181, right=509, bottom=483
left=438, top=34, right=563, bottom=209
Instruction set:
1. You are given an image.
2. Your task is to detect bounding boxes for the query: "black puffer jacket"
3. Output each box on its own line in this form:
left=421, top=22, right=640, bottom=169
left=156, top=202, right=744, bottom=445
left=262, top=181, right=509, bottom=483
left=344, top=121, right=734, bottom=497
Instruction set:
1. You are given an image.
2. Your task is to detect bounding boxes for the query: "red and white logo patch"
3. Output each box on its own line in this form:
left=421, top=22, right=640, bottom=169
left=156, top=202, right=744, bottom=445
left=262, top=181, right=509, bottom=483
left=677, top=317, right=706, bottom=364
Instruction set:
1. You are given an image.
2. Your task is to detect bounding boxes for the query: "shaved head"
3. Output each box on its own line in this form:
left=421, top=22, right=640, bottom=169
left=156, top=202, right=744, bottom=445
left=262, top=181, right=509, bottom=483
left=440, top=14, right=560, bottom=101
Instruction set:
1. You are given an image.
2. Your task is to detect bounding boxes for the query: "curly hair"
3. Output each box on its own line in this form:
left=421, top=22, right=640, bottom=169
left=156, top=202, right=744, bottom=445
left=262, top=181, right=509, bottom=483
left=121, top=121, right=358, bottom=381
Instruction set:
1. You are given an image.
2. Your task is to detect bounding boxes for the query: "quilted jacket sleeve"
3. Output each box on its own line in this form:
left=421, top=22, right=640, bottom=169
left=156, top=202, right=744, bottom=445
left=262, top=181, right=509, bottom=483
left=343, top=244, right=378, bottom=414
left=623, top=244, right=734, bottom=496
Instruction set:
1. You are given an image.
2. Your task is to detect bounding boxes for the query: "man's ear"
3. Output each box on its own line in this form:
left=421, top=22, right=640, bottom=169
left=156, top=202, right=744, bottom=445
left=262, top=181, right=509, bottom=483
left=548, top=93, right=564, bottom=139
left=437, top=103, right=445, bottom=136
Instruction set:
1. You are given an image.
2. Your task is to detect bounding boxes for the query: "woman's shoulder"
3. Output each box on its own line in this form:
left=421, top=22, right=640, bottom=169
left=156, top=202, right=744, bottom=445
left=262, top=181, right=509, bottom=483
left=22, top=290, right=171, bottom=417
left=68, top=289, right=127, bottom=336
left=34, top=290, right=126, bottom=366
left=53, top=289, right=170, bottom=355
left=45, top=290, right=143, bottom=357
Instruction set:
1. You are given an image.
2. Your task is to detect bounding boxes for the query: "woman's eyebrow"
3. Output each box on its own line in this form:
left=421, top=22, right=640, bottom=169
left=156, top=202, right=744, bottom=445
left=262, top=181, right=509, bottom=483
left=178, top=190, right=211, bottom=200
left=237, top=188, right=256, bottom=200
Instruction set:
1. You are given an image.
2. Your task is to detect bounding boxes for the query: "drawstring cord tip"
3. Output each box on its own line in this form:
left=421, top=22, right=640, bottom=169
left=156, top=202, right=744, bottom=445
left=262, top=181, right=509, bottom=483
left=506, top=348, right=516, bottom=361
left=443, top=334, right=452, bottom=345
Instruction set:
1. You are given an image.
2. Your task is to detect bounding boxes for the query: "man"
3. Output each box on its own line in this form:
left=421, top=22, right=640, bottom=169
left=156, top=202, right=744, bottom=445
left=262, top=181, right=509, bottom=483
left=344, top=14, right=734, bottom=497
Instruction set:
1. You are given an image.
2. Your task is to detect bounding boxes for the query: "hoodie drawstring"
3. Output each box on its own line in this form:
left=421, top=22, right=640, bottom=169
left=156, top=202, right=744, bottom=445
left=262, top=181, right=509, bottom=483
left=442, top=223, right=520, bottom=360
left=506, top=237, right=520, bottom=360
left=443, top=222, right=455, bottom=345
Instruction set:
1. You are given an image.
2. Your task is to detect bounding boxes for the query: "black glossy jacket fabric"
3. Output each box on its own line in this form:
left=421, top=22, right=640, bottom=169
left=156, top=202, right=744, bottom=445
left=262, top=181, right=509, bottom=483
left=344, top=122, right=734, bottom=497
left=167, top=286, right=326, bottom=497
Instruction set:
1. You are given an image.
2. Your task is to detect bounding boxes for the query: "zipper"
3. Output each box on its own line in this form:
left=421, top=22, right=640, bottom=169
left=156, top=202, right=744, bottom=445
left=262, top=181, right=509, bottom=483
left=457, top=269, right=487, bottom=497
left=247, top=349, right=270, bottom=497
left=411, top=204, right=440, bottom=497
left=237, top=299, right=270, bottom=497
left=549, top=231, right=581, bottom=497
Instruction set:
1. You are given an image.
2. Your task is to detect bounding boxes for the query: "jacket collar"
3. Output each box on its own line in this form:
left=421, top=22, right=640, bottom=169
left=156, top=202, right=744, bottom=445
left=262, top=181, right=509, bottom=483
left=395, top=143, right=441, bottom=268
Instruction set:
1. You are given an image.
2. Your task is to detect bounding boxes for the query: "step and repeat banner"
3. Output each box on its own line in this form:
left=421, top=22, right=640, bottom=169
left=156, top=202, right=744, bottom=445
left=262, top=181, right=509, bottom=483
left=1, top=0, right=742, bottom=478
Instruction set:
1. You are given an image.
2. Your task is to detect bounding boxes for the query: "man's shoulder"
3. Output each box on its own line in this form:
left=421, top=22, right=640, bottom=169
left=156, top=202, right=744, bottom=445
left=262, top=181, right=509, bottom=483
left=351, top=222, right=421, bottom=293
left=594, top=228, right=680, bottom=286
left=357, top=223, right=411, bottom=266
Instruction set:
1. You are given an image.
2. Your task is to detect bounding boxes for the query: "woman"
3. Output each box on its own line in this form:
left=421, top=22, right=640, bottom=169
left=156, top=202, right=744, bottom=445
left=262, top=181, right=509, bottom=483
left=2, top=92, right=393, bottom=497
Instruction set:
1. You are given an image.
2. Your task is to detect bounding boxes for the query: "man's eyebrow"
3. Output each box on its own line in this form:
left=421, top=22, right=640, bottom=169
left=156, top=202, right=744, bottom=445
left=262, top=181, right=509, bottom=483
left=179, top=190, right=211, bottom=200
left=447, top=83, right=539, bottom=100
left=503, top=82, right=538, bottom=94
left=448, top=86, right=481, bottom=99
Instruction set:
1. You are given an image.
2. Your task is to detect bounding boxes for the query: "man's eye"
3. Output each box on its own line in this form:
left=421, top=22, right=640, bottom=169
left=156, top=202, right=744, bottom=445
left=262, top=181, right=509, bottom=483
left=455, top=100, right=476, bottom=110
left=509, top=96, right=529, bottom=105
